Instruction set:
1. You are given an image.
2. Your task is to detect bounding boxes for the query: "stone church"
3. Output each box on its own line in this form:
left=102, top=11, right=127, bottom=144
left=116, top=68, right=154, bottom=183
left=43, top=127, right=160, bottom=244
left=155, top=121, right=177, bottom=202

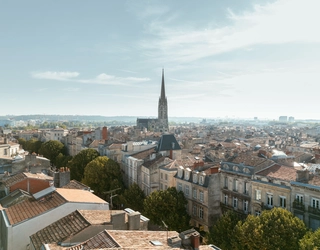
left=136, top=69, right=169, bottom=133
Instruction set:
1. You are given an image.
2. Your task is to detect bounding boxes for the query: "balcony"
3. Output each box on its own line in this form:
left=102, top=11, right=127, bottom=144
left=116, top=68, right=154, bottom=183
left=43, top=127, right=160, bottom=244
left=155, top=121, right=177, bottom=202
left=222, top=188, right=251, bottom=201
left=293, top=200, right=305, bottom=211
left=263, top=204, right=273, bottom=210
left=308, top=206, right=320, bottom=216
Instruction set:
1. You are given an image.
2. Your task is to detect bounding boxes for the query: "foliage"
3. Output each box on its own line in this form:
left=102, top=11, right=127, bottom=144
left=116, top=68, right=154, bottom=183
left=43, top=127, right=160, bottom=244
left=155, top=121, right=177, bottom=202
left=118, top=183, right=146, bottom=212
left=38, top=140, right=65, bottom=165
left=233, top=207, right=308, bottom=250
left=206, top=211, right=242, bottom=249
left=67, top=148, right=100, bottom=181
left=55, top=153, right=73, bottom=168
left=18, top=138, right=26, bottom=149
left=18, top=138, right=43, bottom=154
left=82, top=156, right=124, bottom=198
left=143, top=187, right=190, bottom=232
left=299, top=228, right=320, bottom=250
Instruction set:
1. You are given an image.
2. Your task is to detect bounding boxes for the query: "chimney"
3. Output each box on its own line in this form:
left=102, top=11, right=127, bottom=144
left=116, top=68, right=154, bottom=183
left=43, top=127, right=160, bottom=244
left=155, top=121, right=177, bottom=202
left=210, top=166, right=219, bottom=174
left=111, top=212, right=126, bottom=230
left=102, top=126, right=108, bottom=141
left=296, top=170, right=309, bottom=182
left=128, top=211, right=140, bottom=230
left=191, top=232, right=200, bottom=250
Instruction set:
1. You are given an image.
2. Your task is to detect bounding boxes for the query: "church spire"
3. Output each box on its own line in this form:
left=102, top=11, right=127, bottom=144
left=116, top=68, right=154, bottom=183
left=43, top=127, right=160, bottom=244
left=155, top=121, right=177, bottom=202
left=160, top=68, right=166, bottom=100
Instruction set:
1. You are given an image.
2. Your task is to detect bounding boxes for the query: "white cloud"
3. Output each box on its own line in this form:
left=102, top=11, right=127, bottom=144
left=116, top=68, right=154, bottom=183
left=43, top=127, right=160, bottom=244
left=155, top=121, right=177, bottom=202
left=31, top=71, right=150, bottom=86
left=139, top=0, right=320, bottom=63
left=31, top=71, right=80, bottom=81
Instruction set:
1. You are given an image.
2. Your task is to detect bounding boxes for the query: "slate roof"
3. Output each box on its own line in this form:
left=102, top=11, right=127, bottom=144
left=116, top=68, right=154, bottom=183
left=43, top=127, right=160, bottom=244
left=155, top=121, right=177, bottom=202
left=256, top=164, right=297, bottom=181
left=156, top=134, right=181, bottom=152
left=30, top=210, right=91, bottom=250
left=5, top=192, right=67, bottom=225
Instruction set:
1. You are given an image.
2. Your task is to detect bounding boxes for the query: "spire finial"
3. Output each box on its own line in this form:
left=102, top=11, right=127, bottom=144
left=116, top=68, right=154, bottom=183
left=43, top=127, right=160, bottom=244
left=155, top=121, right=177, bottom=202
left=161, top=68, right=165, bottom=99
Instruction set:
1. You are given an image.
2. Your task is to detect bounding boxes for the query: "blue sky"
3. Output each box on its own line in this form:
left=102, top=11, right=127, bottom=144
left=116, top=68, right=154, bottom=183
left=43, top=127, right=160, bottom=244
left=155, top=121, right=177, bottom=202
left=1, top=0, right=320, bottom=119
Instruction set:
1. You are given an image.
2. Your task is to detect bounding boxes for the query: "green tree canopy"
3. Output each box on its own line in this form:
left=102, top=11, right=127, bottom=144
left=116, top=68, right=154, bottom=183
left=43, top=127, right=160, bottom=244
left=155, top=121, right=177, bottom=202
left=55, top=153, right=73, bottom=169
left=119, top=183, right=146, bottom=212
left=82, top=156, right=124, bottom=198
left=206, top=210, right=242, bottom=250
left=143, top=187, right=190, bottom=232
left=299, top=228, right=320, bottom=250
left=18, top=138, right=26, bottom=150
left=38, top=140, right=65, bottom=165
left=67, top=148, right=100, bottom=181
left=233, top=207, right=308, bottom=250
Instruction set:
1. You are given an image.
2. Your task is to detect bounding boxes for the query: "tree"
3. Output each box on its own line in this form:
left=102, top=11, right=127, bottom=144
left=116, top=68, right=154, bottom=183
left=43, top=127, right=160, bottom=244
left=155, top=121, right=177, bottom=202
left=299, top=228, right=320, bottom=250
left=206, top=211, right=242, bottom=250
left=67, top=149, right=100, bottom=181
left=55, top=153, right=73, bottom=169
left=18, top=138, right=26, bottom=150
left=82, top=156, right=124, bottom=198
left=25, top=138, right=43, bottom=154
left=38, top=140, right=65, bottom=165
left=143, top=187, right=190, bottom=231
left=119, top=183, right=146, bottom=212
left=233, top=207, right=308, bottom=250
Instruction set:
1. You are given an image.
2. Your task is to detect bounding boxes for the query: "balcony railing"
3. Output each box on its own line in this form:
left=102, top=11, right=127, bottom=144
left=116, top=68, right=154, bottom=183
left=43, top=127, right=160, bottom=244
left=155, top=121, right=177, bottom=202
left=263, top=204, right=273, bottom=210
left=308, top=206, right=320, bottom=216
left=293, top=200, right=305, bottom=211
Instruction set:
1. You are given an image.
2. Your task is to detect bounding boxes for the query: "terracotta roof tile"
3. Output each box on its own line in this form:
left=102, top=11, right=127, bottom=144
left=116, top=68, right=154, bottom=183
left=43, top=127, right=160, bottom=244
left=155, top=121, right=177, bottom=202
left=30, top=210, right=91, bottom=250
left=5, top=192, right=66, bottom=225
left=62, top=180, right=90, bottom=190
left=256, top=164, right=297, bottom=181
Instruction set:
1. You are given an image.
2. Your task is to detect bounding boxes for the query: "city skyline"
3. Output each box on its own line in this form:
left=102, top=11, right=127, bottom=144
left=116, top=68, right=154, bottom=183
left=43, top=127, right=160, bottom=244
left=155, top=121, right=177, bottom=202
left=1, top=0, right=320, bottom=120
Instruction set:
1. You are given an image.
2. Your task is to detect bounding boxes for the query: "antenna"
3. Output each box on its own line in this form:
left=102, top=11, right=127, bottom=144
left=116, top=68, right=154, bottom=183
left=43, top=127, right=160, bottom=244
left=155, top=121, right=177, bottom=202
left=162, top=220, right=168, bottom=240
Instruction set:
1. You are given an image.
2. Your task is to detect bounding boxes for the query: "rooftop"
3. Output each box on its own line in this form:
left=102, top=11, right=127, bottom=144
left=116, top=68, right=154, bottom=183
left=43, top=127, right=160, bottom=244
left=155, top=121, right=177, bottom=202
left=5, top=192, right=66, bottom=225
left=55, top=188, right=107, bottom=204
left=256, top=164, right=297, bottom=181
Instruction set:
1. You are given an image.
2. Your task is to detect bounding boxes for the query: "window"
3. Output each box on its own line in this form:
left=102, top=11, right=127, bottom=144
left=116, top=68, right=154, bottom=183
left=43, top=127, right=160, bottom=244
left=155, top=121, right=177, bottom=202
left=243, top=200, right=248, bottom=212
left=199, top=175, right=204, bottom=185
left=233, top=197, right=238, bottom=209
left=224, top=177, right=228, bottom=189
left=160, top=183, right=163, bottom=190
left=267, top=194, right=273, bottom=207
left=256, top=190, right=261, bottom=200
left=255, top=210, right=261, bottom=216
left=279, top=196, right=286, bottom=208
left=178, top=183, right=182, bottom=192
left=193, top=189, right=197, bottom=199
left=193, top=173, right=198, bottom=183
left=233, top=179, right=238, bottom=192
left=199, top=191, right=204, bottom=203
left=185, top=185, right=189, bottom=197
left=165, top=185, right=167, bottom=190
left=296, top=194, right=303, bottom=203
left=199, top=206, right=204, bottom=219
left=161, top=173, right=163, bottom=179
left=224, top=195, right=228, bottom=205
left=193, top=205, right=197, bottom=216
left=311, top=198, right=320, bottom=209
left=165, top=174, right=168, bottom=180
left=244, top=182, right=248, bottom=194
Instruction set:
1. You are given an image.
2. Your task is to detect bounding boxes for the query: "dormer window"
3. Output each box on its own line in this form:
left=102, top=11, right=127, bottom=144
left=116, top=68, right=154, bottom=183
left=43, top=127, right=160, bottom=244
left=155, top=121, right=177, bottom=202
left=199, top=175, right=205, bottom=185
left=233, top=166, right=239, bottom=172
left=178, top=166, right=184, bottom=178
left=185, top=168, right=191, bottom=180
left=223, top=164, right=229, bottom=170
left=193, top=172, right=198, bottom=183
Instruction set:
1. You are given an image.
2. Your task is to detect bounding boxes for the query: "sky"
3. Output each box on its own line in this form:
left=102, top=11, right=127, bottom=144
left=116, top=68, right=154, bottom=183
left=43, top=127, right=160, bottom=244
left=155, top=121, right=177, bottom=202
left=1, top=0, right=320, bottom=120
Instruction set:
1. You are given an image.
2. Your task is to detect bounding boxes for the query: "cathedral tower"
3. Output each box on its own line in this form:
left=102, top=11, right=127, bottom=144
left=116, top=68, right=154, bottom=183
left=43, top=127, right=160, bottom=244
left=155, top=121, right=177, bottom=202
left=158, top=69, right=168, bottom=132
